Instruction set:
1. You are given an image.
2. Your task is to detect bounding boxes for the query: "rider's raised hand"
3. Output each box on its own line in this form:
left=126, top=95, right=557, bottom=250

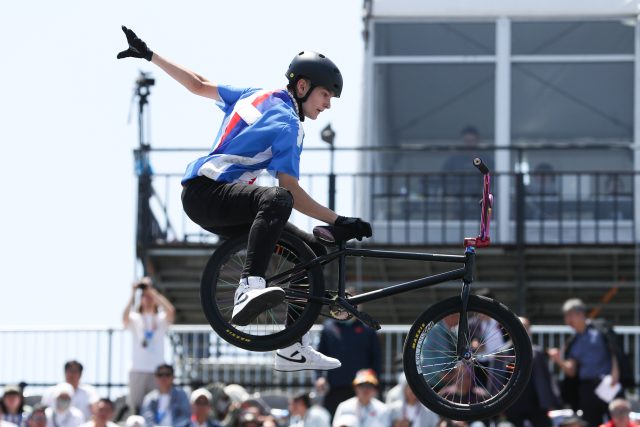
left=334, top=216, right=373, bottom=241
left=117, top=26, right=153, bottom=61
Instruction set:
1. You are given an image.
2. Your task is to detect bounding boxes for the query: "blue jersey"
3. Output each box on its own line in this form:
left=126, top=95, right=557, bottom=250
left=181, top=85, right=303, bottom=185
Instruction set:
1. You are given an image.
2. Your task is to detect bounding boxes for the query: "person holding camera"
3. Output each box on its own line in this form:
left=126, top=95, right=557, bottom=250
left=123, top=277, right=176, bottom=415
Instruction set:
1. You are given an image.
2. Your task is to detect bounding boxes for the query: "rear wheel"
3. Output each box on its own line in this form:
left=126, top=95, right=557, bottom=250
left=403, top=295, right=532, bottom=421
left=200, top=232, right=325, bottom=351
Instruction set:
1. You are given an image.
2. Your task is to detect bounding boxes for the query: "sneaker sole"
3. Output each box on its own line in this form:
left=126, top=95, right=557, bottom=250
left=273, top=363, right=342, bottom=372
left=231, top=288, right=285, bottom=326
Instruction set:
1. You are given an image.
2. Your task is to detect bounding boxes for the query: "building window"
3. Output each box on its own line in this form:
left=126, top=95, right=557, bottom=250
left=375, top=22, right=495, bottom=56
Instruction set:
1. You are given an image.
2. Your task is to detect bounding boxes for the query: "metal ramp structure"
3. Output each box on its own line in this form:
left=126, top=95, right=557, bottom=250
left=144, top=242, right=637, bottom=327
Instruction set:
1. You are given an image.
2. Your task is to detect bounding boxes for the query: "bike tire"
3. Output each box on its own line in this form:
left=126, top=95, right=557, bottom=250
left=200, top=232, right=325, bottom=351
left=403, top=295, right=532, bottom=421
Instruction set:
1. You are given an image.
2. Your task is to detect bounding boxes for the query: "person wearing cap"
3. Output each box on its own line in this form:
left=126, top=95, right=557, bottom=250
left=1, top=385, right=28, bottom=426
left=333, top=369, right=390, bottom=427
left=41, top=361, right=99, bottom=421
left=548, top=299, right=619, bottom=427
left=79, top=398, right=118, bottom=427
left=117, top=26, right=371, bottom=372
left=44, top=383, right=84, bottom=427
left=188, top=388, right=221, bottom=427
left=140, top=364, right=190, bottom=427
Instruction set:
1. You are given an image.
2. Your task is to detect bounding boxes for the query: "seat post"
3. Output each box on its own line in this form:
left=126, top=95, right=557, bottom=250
left=337, top=241, right=347, bottom=297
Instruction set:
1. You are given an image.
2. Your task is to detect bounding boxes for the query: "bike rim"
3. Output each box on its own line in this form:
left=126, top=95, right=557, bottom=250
left=414, top=306, right=520, bottom=409
left=213, top=242, right=313, bottom=337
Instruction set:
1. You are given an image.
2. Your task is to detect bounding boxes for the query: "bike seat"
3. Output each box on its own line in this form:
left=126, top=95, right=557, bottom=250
left=313, top=225, right=360, bottom=245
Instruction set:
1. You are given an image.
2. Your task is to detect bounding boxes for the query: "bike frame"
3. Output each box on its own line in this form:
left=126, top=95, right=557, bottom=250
left=269, top=158, right=492, bottom=355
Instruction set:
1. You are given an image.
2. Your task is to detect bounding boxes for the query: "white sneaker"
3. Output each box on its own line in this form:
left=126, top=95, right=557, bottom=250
left=274, top=333, right=341, bottom=371
left=231, top=277, right=285, bottom=326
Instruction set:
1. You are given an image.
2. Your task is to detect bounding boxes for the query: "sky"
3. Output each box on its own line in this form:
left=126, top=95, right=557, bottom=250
left=0, top=0, right=365, bottom=327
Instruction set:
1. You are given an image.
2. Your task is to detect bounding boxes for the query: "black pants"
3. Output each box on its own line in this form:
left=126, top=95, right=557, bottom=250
left=578, top=380, right=611, bottom=427
left=181, top=176, right=326, bottom=277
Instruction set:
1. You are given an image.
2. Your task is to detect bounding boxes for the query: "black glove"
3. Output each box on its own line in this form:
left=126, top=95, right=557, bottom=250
left=334, top=216, right=372, bottom=241
left=117, top=26, right=153, bottom=61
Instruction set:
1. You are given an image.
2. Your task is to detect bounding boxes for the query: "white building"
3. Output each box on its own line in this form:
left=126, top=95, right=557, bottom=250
left=361, top=0, right=638, bottom=245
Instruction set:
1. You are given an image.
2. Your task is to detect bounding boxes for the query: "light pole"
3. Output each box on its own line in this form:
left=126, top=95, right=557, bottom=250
left=321, top=124, right=336, bottom=211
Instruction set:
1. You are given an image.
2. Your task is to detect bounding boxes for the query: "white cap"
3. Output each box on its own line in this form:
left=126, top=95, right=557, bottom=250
left=190, top=388, right=213, bottom=405
left=54, top=383, right=74, bottom=398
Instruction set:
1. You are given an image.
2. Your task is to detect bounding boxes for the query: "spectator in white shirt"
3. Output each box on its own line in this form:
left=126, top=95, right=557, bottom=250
left=42, top=361, right=99, bottom=421
left=44, top=383, right=84, bottom=427
left=123, top=277, right=176, bottom=415
left=333, top=369, right=390, bottom=427
left=79, top=398, right=118, bottom=427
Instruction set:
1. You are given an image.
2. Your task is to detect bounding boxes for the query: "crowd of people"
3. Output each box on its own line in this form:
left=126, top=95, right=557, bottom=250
left=1, top=283, right=637, bottom=427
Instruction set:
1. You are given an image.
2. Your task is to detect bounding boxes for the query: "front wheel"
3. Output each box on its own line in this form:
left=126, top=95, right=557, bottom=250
left=403, top=295, right=532, bottom=421
left=200, top=232, right=325, bottom=351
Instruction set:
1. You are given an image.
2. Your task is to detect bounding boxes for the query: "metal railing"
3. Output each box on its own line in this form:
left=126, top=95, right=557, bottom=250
left=138, top=167, right=635, bottom=247
left=1, top=324, right=638, bottom=399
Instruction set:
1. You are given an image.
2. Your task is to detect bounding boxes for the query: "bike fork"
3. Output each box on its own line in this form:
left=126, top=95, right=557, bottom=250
left=456, top=246, right=475, bottom=360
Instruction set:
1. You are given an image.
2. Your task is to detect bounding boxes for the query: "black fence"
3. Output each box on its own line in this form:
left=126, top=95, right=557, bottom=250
left=133, top=146, right=636, bottom=251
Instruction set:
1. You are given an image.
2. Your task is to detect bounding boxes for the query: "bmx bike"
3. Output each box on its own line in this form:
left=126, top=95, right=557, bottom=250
left=199, top=158, right=532, bottom=420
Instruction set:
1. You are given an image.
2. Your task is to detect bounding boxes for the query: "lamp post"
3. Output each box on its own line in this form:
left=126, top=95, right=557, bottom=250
left=133, top=71, right=155, bottom=273
left=321, top=124, right=336, bottom=211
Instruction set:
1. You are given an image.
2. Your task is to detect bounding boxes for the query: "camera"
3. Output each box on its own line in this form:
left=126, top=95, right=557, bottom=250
left=136, top=282, right=148, bottom=290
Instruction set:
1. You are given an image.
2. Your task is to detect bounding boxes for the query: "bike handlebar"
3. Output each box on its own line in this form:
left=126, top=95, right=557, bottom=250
left=464, top=158, right=492, bottom=248
left=473, top=158, right=490, bottom=175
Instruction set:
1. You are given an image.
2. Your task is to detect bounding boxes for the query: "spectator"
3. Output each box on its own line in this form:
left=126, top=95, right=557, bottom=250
left=2, top=385, right=28, bottom=426
left=506, top=317, right=562, bottom=427
left=140, top=364, right=190, bottom=427
left=289, top=392, right=330, bottom=427
left=421, top=313, right=458, bottom=388
left=188, top=388, right=221, bottom=427
left=123, top=277, right=176, bottom=415
left=236, top=400, right=276, bottom=427
left=442, top=126, right=493, bottom=196
left=316, top=291, right=382, bottom=417
left=0, top=407, right=17, bottom=427
left=333, top=369, right=390, bottom=427
left=388, top=376, right=438, bottom=427
left=548, top=299, right=620, bottom=427
left=44, top=383, right=84, bottom=427
left=470, top=289, right=506, bottom=394
left=79, top=398, right=118, bottom=427
left=42, top=361, right=99, bottom=421
left=27, top=405, right=48, bottom=427
left=600, top=398, right=636, bottom=427
left=437, top=364, right=489, bottom=404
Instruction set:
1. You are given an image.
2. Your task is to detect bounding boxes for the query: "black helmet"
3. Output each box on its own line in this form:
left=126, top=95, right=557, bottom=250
left=286, top=51, right=343, bottom=98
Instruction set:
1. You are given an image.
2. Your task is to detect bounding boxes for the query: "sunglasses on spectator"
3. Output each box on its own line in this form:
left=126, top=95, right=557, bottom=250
left=155, top=372, right=173, bottom=377
left=30, top=415, right=47, bottom=422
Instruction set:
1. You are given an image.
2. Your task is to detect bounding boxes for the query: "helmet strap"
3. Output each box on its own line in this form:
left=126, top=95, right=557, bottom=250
left=292, top=78, right=317, bottom=122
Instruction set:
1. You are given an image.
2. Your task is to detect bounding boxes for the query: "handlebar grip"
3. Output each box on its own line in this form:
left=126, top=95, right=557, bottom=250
left=473, top=158, right=490, bottom=175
